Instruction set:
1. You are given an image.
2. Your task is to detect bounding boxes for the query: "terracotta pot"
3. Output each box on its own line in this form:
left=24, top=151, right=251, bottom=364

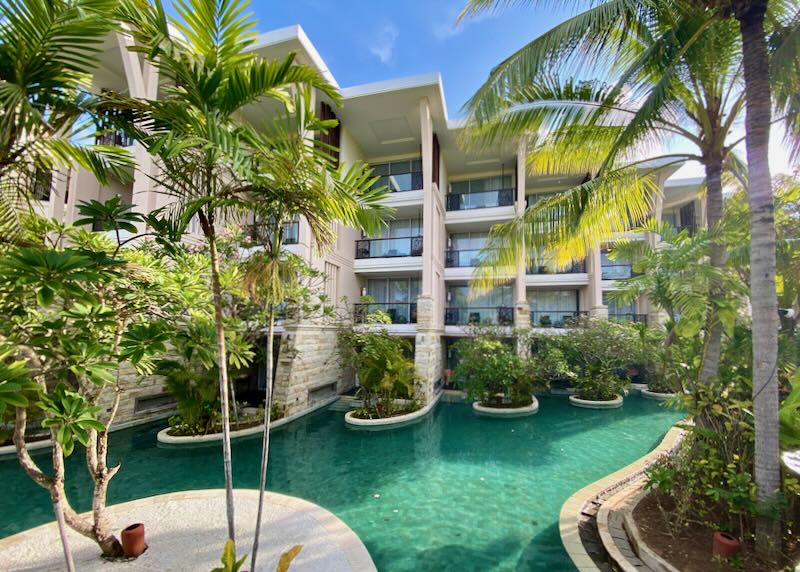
left=712, top=531, right=741, bottom=558
left=121, top=523, right=147, bottom=558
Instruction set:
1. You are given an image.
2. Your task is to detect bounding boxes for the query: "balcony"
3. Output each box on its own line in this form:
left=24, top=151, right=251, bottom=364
left=446, top=188, right=514, bottom=211
left=445, top=306, right=513, bottom=326
left=445, top=248, right=492, bottom=268
left=609, top=313, right=648, bottom=325
left=601, top=263, right=635, bottom=280
left=530, top=310, right=588, bottom=329
left=95, top=130, right=134, bottom=147
left=354, top=302, right=417, bottom=325
left=527, top=259, right=586, bottom=274
left=356, top=236, right=423, bottom=259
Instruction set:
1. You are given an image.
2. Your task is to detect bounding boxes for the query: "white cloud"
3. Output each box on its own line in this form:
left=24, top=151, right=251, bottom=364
left=369, top=23, right=399, bottom=64
left=432, top=7, right=496, bottom=42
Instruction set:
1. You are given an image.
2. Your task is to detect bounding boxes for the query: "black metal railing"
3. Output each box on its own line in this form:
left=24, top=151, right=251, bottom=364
left=601, top=263, right=635, bottom=280
left=527, top=259, right=586, bottom=274
left=95, top=130, right=134, bottom=147
left=354, top=302, right=417, bottom=325
left=530, top=310, right=588, bottom=328
left=445, top=248, right=493, bottom=268
left=446, top=188, right=514, bottom=211
left=355, top=236, right=423, bottom=259
left=445, top=306, right=513, bottom=326
left=373, top=171, right=423, bottom=193
left=609, top=313, right=648, bottom=325
left=244, top=220, right=299, bottom=245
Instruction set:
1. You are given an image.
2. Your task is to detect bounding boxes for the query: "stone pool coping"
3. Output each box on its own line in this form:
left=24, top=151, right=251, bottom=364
left=0, top=489, right=376, bottom=572
left=641, top=389, right=678, bottom=401
left=558, top=423, right=686, bottom=571
left=569, top=394, right=624, bottom=409
left=472, top=397, right=539, bottom=417
left=344, top=391, right=442, bottom=429
left=156, top=395, right=338, bottom=446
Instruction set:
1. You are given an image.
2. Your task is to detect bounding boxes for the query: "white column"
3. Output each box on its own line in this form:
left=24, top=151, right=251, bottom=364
left=514, top=139, right=530, bottom=335
left=587, top=246, right=608, bottom=319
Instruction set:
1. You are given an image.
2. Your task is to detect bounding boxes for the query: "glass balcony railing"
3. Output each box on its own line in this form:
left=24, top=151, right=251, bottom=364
left=354, top=302, right=417, bottom=325
left=609, top=313, right=648, bottom=325
left=527, top=259, right=586, bottom=274
left=530, top=310, right=588, bottom=328
left=446, top=188, right=514, bottom=211
left=445, top=306, right=513, bottom=326
left=601, top=263, right=635, bottom=280
left=356, top=236, right=423, bottom=259
left=445, top=248, right=493, bottom=268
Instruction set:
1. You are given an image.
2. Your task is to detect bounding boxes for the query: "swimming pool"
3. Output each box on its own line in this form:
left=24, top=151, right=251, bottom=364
left=0, top=396, right=681, bottom=571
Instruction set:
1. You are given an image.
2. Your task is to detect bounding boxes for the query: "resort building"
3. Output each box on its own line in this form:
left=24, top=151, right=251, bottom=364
left=35, top=25, right=705, bottom=424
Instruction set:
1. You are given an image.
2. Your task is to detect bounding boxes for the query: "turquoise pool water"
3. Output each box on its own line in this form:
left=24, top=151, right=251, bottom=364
left=0, top=396, right=681, bottom=571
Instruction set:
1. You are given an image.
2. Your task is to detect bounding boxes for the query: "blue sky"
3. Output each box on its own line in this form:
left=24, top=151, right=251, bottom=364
left=252, top=1, right=573, bottom=119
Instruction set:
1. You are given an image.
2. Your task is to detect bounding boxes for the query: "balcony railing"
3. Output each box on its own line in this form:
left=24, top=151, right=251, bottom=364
left=373, top=172, right=423, bottom=193
left=601, top=263, right=635, bottom=280
left=530, top=310, right=588, bottom=328
left=445, top=306, right=513, bottom=326
left=445, top=248, right=493, bottom=268
left=527, top=259, right=586, bottom=274
left=354, top=303, right=417, bottom=325
left=95, top=130, right=134, bottom=147
left=356, top=236, right=423, bottom=259
left=244, top=220, right=299, bottom=245
left=446, top=188, right=514, bottom=211
left=609, top=313, right=648, bottom=325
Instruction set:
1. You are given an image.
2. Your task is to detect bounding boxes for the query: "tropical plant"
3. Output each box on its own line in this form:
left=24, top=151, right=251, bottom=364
left=452, top=336, right=536, bottom=407
left=0, top=0, right=134, bottom=245
left=116, top=0, right=341, bottom=545
left=0, top=214, right=176, bottom=560
left=339, top=321, right=421, bottom=418
left=237, top=92, right=388, bottom=568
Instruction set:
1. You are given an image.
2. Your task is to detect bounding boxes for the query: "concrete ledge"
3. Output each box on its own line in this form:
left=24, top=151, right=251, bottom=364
left=0, top=411, right=174, bottom=460
left=472, top=397, right=539, bottom=418
left=623, top=494, right=681, bottom=572
left=558, top=424, right=685, bottom=571
left=157, top=395, right=338, bottom=446
left=0, top=489, right=376, bottom=572
left=569, top=394, right=623, bottom=409
left=641, top=389, right=678, bottom=401
left=344, top=391, right=441, bottom=430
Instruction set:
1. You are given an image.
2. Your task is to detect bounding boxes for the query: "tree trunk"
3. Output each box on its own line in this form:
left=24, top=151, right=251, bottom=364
left=250, top=303, right=276, bottom=571
left=698, top=154, right=726, bottom=384
left=735, top=0, right=782, bottom=562
left=207, top=228, right=237, bottom=543
left=51, top=442, right=76, bottom=572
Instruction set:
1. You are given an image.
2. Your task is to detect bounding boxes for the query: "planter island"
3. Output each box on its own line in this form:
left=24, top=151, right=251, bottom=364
left=641, top=388, right=679, bottom=401
left=569, top=394, right=624, bottom=409
left=344, top=392, right=442, bottom=430
left=472, top=396, right=540, bottom=418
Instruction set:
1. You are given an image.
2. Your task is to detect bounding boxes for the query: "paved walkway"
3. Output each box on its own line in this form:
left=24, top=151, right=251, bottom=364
left=0, top=489, right=376, bottom=572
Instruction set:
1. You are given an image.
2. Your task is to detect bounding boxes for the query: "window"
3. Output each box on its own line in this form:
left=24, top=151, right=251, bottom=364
left=447, top=176, right=514, bottom=211
left=367, top=278, right=421, bottom=303
left=528, top=290, right=578, bottom=312
left=447, top=232, right=489, bottom=267
left=324, top=262, right=338, bottom=302
left=370, top=158, right=423, bottom=192
left=450, top=175, right=512, bottom=194
left=603, top=292, right=635, bottom=315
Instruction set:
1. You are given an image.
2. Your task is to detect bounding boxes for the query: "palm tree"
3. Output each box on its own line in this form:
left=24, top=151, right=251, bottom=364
left=0, top=0, right=132, bottom=244
left=239, top=91, right=389, bottom=571
left=459, top=0, right=799, bottom=558
left=117, top=0, right=339, bottom=545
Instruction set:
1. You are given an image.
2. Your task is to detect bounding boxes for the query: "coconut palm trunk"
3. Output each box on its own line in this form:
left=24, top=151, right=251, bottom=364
left=204, top=219, right=237, bottom=543
left=250, top=301, right=276, bottom=570
left=698, top=153, right=727, bottom=384
left=734, top=0, right=782, bottom=561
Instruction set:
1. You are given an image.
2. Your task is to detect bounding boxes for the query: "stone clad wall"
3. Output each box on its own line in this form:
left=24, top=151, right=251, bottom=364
left=414, top=295, right=443, bottom=403
left=272, top=322, right=352, bottom=417
left=97, top=363, right=173, bottom=428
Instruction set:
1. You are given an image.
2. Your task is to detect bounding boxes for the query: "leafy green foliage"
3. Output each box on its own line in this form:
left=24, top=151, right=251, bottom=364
left=0, top=344, right=39, bottom=415
left=39, top=384, right=105, bottom=456
left=779, top=373, right=800, bottom=449
left=75, top=196, right=144, bottom=235
left=453, top=336, right=535, bottom=407
left=211, top=539, right=247, bottom=572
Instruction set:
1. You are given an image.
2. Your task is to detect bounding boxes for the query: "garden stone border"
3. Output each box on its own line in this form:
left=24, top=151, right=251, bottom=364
left=558, top=424, right=686, bottom=571
left=641, top=389, right=678, bottom=401
left=156, top=395, right=338, bottom=446
left=569, top=394, right=624, bottom=409
left=344, top=391, right=442, bottom=430
left=472, top=396, right=539, bottom=418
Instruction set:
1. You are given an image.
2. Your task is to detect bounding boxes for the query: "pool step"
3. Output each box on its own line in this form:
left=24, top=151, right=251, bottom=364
left=328, top=396, right=360, bottom=412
